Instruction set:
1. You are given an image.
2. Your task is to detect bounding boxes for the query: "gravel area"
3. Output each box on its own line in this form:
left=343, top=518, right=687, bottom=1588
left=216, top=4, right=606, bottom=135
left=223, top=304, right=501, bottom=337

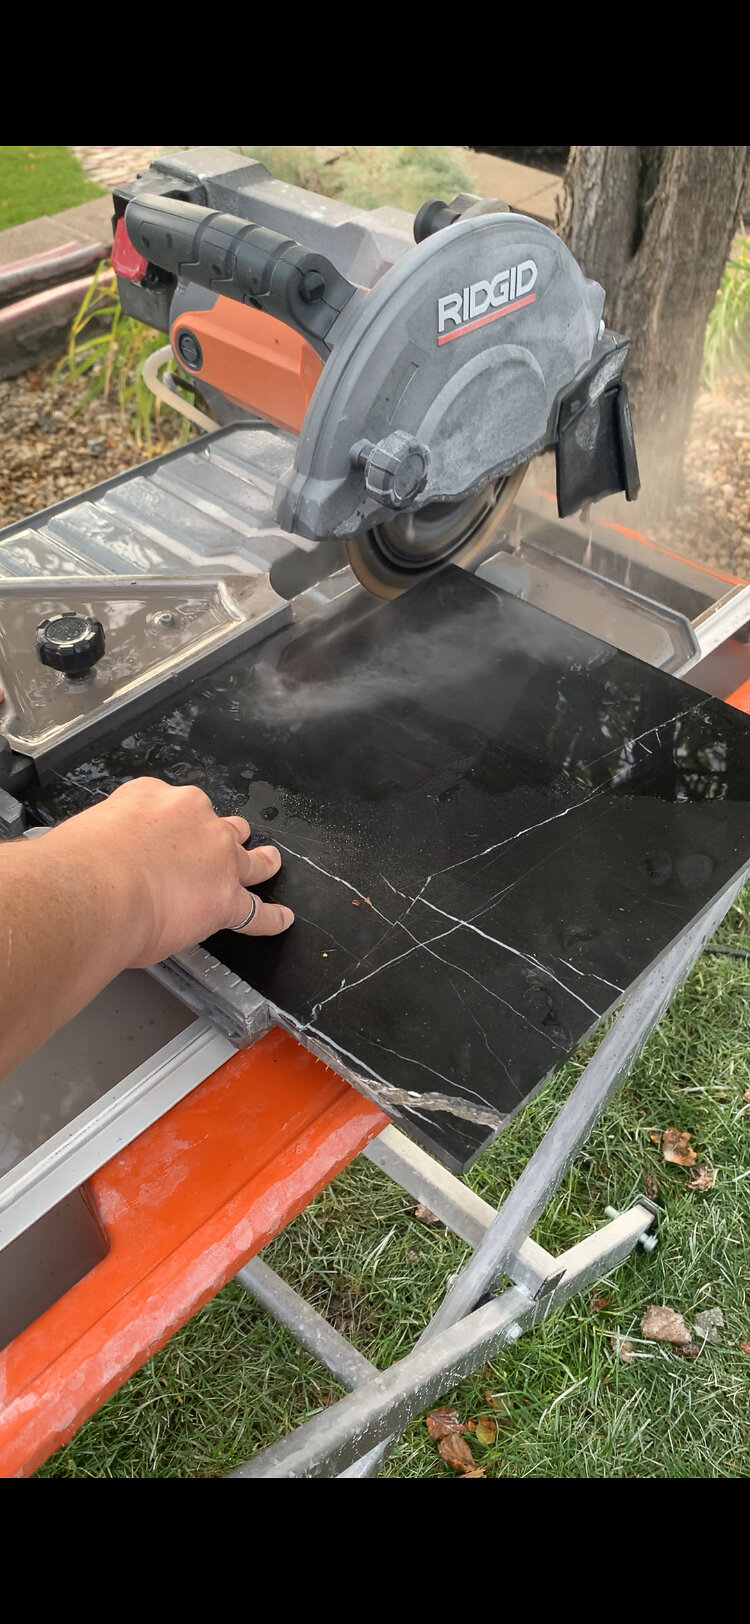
left=0, top=360, right=748, bottom=577
left=0, top=362, right=192, bottom=526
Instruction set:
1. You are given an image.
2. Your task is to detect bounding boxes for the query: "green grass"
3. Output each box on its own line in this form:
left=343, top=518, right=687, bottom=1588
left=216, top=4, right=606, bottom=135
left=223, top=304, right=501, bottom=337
left=0, top=146, right=104, bottom=231
left=39, top=889, right=750, bottom=1479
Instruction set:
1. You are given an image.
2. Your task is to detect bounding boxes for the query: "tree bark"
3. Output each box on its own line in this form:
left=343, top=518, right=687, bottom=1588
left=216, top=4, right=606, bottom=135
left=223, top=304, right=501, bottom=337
left=557, top=146, right=749, bottom=522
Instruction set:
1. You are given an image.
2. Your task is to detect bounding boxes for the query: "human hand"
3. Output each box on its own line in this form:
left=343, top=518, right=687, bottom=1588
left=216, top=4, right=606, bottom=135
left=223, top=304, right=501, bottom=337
left=51, top=777, right=294, bottom=968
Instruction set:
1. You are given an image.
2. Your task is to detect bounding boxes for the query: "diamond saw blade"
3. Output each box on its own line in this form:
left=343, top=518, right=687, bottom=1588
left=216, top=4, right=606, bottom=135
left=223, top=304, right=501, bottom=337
left=345, top=465, right=528, bottom=599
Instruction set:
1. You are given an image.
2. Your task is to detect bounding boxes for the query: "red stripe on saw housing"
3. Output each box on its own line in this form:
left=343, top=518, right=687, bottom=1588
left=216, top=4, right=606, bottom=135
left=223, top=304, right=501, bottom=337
left=438, top=291, right=536, bottom=346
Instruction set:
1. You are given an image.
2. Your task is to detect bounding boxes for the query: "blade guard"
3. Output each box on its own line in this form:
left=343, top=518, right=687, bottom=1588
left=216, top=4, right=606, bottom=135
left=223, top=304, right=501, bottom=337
left=275, top=213, right=638, bottom=542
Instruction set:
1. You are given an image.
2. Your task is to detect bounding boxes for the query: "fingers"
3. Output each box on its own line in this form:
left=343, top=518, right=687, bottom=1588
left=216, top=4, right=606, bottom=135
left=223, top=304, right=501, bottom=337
left=232, top=891, right=294, bottom=937
left=223, top=813, right=251, bottom=845
left=233, top=840, right=290, bottom=935
left=236, top=842, right=282, bottom=888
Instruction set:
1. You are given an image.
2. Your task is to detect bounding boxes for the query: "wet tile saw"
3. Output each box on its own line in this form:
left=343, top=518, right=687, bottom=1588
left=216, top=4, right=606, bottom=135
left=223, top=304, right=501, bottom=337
left=3, top=148, right=750, bottom=1382
left=114, top=147, right=640, bottom=596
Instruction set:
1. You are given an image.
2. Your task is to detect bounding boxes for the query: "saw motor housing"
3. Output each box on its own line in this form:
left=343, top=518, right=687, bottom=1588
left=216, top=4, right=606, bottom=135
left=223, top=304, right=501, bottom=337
left=112, top=148, right=639, bottom=596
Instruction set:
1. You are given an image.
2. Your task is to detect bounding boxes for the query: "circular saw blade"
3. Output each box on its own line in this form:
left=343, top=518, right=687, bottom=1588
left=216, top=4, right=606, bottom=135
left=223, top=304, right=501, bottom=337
left=345, top=466, right=528, bottom=599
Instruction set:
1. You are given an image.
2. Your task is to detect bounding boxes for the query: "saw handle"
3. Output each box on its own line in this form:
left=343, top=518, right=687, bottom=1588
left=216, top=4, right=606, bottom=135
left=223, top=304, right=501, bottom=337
left=124, top=194, right=356, bottom=355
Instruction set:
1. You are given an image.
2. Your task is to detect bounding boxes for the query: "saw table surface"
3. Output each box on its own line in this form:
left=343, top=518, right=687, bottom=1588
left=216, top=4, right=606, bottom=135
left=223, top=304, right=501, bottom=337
left=34, top=568, right=750, bottom=1170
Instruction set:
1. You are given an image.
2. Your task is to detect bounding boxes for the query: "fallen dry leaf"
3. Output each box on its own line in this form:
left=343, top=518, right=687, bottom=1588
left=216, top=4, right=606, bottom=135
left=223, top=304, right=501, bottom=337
left=673, top=1342, right=701, bottom=1360
left=611, top=1337, right=634, bottom=1363
left=483, top=1388, right=499, bottom=1409
left=649, top=1131, right=662, bottom=1145
left=457, top=1467, right=485, bottom=1478
left=661, top=1127, right=698, bottom=1166
left=425, top=1406, right=461, bottom=1439
left=590, top=1291, right=610, bottom=1313
left=641, top=1305, right=692, bottom=1344
left=694, top=1307, right=724, bottom=1343
left=644, top=1172, right=659, bottom=1201
left=687, top=1163, right=716, bottom=1191
left=438, top=1432, right=478, bottom=1473
left=414, top=1203, right=441, bottom=1225
left=473, top=1413, right=498, bottom=1446
left=740, top=1343, right=750, bottom=1355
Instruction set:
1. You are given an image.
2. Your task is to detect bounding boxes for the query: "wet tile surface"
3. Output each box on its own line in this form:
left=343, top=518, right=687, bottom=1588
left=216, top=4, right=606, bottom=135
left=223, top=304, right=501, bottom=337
left=36, top=568, right=750, bottom=1169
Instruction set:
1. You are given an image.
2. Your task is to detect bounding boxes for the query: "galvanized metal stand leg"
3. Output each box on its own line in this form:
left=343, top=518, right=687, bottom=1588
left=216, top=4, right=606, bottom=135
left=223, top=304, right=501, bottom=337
left=229, top=1204, right=655, bottom=1478
left=228, top=877, right=743, bottom=1479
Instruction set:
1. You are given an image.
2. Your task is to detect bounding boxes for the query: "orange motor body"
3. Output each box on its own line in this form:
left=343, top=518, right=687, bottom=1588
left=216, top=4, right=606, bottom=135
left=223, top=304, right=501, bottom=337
left=170, top=296, right=323, bottom=435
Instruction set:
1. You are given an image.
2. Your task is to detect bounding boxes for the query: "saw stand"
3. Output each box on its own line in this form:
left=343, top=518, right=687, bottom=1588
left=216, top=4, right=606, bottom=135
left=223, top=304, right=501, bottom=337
left=217, top=877, right=742, bottom=1478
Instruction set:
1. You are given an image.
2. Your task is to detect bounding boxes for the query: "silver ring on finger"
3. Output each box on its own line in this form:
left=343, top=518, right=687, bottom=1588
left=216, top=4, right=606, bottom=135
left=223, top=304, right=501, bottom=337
left=232, top=894, right=258, bottom=931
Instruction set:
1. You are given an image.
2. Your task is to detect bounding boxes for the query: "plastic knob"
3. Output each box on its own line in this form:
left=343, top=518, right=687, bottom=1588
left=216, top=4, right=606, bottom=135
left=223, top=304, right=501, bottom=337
left=36, top=613, right=105, bottom=677
left=360, top=431, right=430, bottom=510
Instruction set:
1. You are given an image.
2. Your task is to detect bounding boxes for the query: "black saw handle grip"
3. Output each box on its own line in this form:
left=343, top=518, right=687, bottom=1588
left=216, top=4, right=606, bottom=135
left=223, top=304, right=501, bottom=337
left=124, top=194, right=356, bottom=354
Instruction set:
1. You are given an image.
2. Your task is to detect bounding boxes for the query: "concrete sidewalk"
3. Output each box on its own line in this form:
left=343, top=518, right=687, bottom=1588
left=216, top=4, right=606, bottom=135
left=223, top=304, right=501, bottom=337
left=0, top=196, right=113, bottom=269
left=464, top=150, right=561, bottom=225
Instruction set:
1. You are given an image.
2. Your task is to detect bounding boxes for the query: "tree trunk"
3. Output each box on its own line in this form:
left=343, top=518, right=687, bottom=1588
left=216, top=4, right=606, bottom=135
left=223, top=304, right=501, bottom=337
left=557, top=146, right=749, bottom=523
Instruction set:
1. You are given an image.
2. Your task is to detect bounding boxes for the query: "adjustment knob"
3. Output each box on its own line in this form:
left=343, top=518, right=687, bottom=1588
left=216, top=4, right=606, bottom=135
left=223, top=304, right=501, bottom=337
left=356, top=430, right=430, bottom=510
left=36, top=613, right=105, bottom=677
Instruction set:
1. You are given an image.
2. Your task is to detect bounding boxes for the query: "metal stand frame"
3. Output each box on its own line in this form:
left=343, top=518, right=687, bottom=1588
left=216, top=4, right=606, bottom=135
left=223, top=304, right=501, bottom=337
left=224, top=877, right=744, bottom=1479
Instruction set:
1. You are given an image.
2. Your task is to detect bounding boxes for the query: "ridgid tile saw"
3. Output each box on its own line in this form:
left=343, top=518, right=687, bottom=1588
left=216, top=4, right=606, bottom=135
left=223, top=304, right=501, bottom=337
left=112, top=147, right=640, bottom=597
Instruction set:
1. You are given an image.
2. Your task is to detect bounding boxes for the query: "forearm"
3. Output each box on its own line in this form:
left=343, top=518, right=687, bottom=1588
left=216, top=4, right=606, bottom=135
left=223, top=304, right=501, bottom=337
left=0, top=778, right=293, bottom=1082
left=0, top=830, right=141, bottom=1080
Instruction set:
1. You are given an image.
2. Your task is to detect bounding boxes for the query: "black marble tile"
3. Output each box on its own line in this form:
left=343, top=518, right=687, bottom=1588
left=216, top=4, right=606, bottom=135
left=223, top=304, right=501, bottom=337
left=35, top=568, right=750, bottom=1170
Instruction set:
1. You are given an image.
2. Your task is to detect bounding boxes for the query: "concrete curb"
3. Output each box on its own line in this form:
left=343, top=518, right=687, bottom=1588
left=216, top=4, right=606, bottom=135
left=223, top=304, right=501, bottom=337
left=0, top=240, right=109, bottom=310
left=0, top=270, right=115, bottom=382
left=0, top=194, right=116, bottom=379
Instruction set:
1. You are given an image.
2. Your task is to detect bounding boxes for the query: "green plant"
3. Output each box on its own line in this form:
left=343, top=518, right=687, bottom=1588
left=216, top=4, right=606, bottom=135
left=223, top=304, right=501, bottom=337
left=703, top=237, right=750, bottom=386
left=231, top=144, right=471, bottom=213
left=231, top=145, right=341, bottom=196
left=324, top=145, right=471, bottom=213
left=54, top=262, right=195, bottom=452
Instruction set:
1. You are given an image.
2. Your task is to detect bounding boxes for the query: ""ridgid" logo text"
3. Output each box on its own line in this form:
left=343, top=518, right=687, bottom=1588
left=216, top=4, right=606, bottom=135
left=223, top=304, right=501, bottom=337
left=437, top=260, right=538, bottom=345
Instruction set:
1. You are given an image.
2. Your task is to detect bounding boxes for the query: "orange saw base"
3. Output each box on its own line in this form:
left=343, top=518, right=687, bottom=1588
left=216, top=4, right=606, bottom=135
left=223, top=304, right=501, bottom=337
left=0, top=1028, right=386, bottom=1478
